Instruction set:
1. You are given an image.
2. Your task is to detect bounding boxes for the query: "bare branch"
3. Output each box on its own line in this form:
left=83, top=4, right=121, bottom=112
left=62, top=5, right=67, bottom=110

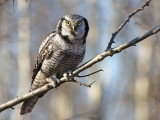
left=77, top=69, right=103, bottom=78
left=1, top=24, right=159, bottom=113
left=106, top=0, right=152, bottom=50
left=0, top=83, right=54, bottom=113
left=73, top=25, right=160, bottom=76
left=70, top=80, right=96, bottom=88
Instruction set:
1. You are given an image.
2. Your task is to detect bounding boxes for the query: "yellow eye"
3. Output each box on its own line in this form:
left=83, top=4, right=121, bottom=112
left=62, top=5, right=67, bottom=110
left=66, top=21, right=70, bottom=26
left=77, top=21, right=82, bottom=26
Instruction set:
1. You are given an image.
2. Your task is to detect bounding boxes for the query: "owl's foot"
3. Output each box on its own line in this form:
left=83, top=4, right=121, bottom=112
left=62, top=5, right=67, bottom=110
left=63, top=70, right=74, bottom=81
left=46, top=75, right=60, bottom=87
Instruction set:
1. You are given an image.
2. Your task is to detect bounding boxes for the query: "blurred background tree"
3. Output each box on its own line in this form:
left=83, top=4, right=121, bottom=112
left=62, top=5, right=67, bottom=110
left=0, top=0, right=159, bottom=120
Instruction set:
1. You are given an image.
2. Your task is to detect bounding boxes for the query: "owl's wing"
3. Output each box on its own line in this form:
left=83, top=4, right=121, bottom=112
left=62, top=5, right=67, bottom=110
left=31, top=31, right=56, bottom=85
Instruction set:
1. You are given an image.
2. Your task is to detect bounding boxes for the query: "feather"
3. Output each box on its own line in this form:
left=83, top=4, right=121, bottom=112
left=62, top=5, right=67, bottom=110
left=32, top=31, right=56, bottom=85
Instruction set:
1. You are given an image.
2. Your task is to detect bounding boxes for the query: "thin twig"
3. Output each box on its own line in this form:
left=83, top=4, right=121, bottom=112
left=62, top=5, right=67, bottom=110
left=77, top=69, right=103, bottom=78
left=106, top=0, right=152, bottom=51
left=71, top=80, right=96, bottom=88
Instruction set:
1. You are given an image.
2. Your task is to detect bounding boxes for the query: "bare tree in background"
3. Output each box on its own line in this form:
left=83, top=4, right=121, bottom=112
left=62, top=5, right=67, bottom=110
left=10, top=0, right=31, bottom=119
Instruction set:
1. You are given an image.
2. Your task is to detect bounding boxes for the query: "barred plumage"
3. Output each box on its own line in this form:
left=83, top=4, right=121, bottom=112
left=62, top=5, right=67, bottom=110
left=20, top=14, right=89, bottom=115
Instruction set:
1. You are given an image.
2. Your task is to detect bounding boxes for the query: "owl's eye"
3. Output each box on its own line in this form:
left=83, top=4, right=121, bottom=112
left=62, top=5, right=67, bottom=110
left=66, top=21, right=71, bottom=26
left=77, top=21, right=82, bottom=26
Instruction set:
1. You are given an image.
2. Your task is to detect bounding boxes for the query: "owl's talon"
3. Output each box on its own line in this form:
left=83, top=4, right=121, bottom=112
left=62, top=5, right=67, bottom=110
left=46, top=78, right=55, bottom=87
left=46, top=76, right=60, bottom=87
left=63, top=71, right=74, bottom=81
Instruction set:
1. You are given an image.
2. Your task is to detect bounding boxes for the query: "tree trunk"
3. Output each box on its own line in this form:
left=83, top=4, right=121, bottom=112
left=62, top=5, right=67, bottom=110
left=10, top=0, right=31, bottom=119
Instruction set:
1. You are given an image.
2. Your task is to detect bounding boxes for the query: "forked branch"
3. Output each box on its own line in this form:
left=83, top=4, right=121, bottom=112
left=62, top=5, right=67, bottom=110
left=106, top=0, right=152, bottom=50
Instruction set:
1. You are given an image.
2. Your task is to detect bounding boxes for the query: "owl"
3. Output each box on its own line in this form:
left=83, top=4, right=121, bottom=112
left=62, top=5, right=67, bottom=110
left=20, top=14, right=89, bottom=115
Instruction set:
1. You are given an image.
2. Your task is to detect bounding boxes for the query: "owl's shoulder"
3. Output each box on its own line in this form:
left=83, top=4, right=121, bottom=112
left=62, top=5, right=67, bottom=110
left=38, top=31, right=56, bottom=53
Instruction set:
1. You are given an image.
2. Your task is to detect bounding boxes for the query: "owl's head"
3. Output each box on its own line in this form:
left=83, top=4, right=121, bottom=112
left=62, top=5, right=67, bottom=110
left=56, top=14, right=89, bottom=42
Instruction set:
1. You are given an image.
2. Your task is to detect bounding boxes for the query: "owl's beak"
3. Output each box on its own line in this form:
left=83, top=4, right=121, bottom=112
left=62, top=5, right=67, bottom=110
left=72, top=25, right=75, bottom=31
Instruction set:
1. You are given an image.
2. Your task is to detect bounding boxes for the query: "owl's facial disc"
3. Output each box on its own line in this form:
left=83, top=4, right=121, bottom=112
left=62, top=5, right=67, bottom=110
left=57, top=14, right=89, bottom=41
left=61, top=19, right=85, bottom=39
left=65, top=19, right=81, bottom=32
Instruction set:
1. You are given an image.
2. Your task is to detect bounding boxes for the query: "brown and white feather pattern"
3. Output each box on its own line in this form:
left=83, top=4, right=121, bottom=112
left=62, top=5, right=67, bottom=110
left=20, top=14, right=89, bottom=115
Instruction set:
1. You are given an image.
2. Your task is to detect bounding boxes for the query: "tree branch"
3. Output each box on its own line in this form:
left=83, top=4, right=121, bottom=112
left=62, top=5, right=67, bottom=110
left=72, top=25, right=160, bottom=76
left=77, top=69, right=103, bottom=78
left=0, top=24, right=159, bottom=113
left=106, top=0, right=151, bottom=50
left=0, top=83, right=54, bottom=112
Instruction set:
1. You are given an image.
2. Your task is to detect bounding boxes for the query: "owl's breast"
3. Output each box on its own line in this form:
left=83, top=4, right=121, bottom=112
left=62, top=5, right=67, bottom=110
left=54, top=34, right=86, bottom=54
left=41, top=49, right=85, bottom=77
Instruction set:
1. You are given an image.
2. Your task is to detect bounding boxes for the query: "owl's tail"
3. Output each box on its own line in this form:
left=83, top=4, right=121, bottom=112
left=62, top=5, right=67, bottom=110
left=20, top=96, right=39, bottom=115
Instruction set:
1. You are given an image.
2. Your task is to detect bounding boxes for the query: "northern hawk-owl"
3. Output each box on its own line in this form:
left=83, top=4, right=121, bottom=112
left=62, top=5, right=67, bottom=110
left=20, top=14, right=89, bottom=114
